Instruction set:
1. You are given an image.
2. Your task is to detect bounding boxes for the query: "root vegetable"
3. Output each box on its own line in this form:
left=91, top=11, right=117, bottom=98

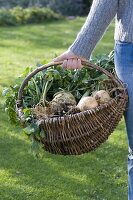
left=77, top=96, right=98, bottom=111
left=52, top=91, right=76, bottom=105
left=51, top=91, right=77, bottom=115
left=92, top=90, right=110, bottom=104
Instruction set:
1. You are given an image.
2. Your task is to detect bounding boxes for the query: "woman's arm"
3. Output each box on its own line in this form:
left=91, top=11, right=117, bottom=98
left=54, top=0, right=119, bottom=68
left=69, top=0, right=118, bottom=59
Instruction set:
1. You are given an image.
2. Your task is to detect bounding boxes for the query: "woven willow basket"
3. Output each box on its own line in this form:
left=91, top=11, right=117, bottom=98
left=16, top=60, right=128, bottom=155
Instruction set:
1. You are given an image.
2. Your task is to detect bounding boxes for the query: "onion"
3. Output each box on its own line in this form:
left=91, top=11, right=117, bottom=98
left=92, top=90, right=110, bottom=104
left=77, top=96, right=98, bottom=111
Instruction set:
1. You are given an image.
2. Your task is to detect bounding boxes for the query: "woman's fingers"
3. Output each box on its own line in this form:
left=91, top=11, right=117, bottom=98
left=53, top=50, right=85, bottom=70
left=53, top=51, right=76, bottom=62
left=67, top=59, right=73, bottom=69
left=72, top=58, right=82, bottom=69
left=77, top=59, right=82, bottom=69
left=62, top=58, right=82, bottom=70
left=62, top=60, right=67, bottom=69
left=72, top=59, right=77, bottom=69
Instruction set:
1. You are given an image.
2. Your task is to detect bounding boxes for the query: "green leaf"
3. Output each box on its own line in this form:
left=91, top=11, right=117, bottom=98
left=81, top=90, right=90, bottom=98
left=32, top=78, right=41, bottom=101
left=2, top=88, right=10, bottom=96
left=92, top=74, right=108, bottom=81
left=23, top=126, right=35, bottom=135
left=19, top=66, right=32, bottom=77
left=40, top=130, right=46, bottom=138
left=23, top=122, right=40, bottom=136
left=23, top=108, right=31, bottom=117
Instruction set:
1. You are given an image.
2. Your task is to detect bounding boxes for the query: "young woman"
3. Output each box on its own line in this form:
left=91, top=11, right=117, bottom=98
left=54, top=0, right=133, bottom=199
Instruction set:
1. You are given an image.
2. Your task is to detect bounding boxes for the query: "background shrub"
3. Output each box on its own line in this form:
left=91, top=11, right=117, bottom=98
left=82, top=0, right=93, bottom=15
left=0, top=0, right=93, bottom=26
left=10, top=7, right=25, bottom=25
left=0, top=7, right=61, bottom=26
left=0, top=0, right=93, bottom=16
left=0, top=9, right=17, bottom=26
left=47, top=0, right=93, bottom=16
left=47, top=0, right=84, bottom=16
left=24, top=7, right=61, bottom=24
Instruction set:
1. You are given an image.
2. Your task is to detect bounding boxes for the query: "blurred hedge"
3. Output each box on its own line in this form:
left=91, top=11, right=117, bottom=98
left=47, top=0, right=93, bottom=16
left=0, top=0, right=93, bottom=16
left=0, top=6, right=62, bottom=26
left=47, top=0, right=84, bottom=16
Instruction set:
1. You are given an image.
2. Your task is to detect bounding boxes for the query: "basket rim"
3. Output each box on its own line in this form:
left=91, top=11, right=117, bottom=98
left=36, top=94, right=127, bottom=125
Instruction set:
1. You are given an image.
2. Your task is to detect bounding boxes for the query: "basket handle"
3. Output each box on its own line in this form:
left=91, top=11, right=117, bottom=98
left=16, top=60, right=124, bottom=118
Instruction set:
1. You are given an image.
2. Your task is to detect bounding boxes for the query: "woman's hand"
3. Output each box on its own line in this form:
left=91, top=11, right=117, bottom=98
left=53, top=50, right=87, bottom=70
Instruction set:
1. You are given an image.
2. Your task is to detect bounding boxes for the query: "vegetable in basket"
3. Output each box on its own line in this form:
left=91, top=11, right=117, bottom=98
left=77, top=96, right=98, bottom=111
left=92, top=90, right=111, bottom=105
left=50, top=91, right=77, bottom=115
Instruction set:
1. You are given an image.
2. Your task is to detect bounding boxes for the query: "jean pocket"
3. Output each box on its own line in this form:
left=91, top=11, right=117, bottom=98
left=114, top=41, right=133, bottom=74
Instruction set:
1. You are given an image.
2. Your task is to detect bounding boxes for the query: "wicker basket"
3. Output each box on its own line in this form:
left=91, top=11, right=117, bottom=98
left=16, top=60, right=128, bottom=155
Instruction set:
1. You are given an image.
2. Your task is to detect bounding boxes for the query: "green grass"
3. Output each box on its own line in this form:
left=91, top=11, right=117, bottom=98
left=0, top=18, right=128, bottom=200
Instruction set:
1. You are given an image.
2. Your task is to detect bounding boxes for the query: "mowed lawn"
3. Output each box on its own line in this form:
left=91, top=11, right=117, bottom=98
left=0, top=18, right=128, bottom=200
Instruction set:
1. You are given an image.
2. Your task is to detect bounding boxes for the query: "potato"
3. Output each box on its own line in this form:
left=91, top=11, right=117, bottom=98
left=77, top=96, right=98, bottom=111
left=92, top=90, right=110, bottom=104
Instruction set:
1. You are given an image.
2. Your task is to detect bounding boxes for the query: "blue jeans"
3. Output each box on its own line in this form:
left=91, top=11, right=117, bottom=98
left=114, top=41, right=133, bottom=200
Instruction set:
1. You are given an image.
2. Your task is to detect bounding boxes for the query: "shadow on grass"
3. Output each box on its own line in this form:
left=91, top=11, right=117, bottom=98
left=0, top=104, right=128, bottom=200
